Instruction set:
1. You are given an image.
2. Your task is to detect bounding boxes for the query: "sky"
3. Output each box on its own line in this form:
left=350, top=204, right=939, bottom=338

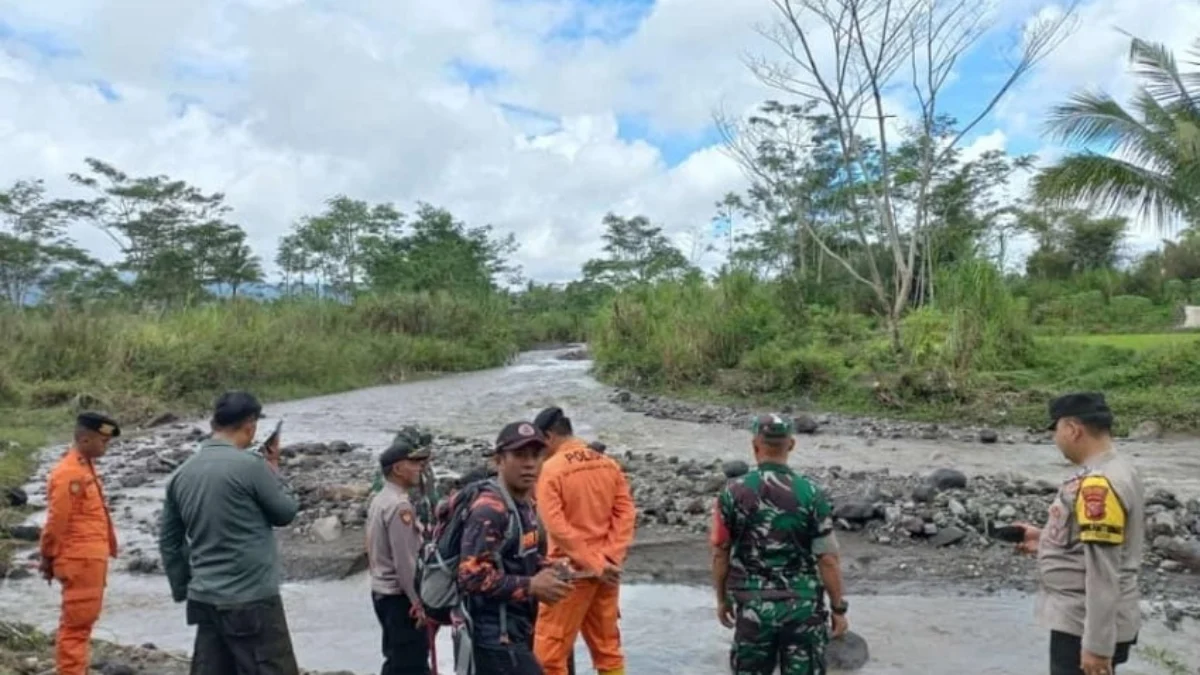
left=1, top=0, right=1198, bottom=284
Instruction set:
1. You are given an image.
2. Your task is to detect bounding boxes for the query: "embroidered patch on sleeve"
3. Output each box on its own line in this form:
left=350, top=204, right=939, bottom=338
left=1075, top=475, right=1126, bottom=545
left=399, top=509, right=414, bottom=526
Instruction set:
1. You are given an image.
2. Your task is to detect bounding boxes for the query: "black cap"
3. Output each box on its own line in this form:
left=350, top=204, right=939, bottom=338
left=379, top=437, right=432, bottom=470
left=1047, top=392, right=1112, bottom=431
left=533, top=407, right=564, bottom=433
left=212, top=391, right=264, bottom=428
left=495, top=421, right=547, bottom=454
left=76, top=411, right=120, bottom=438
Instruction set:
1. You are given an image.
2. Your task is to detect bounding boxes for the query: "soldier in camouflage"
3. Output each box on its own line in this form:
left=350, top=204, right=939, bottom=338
left=710, top=414, right=849, bottom=675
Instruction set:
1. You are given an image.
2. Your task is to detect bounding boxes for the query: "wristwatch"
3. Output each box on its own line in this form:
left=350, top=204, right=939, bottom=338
left=830, top=600, right=849, bottom=615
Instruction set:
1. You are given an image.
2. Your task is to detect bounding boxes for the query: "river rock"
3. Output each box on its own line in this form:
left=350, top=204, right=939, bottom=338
left=329, top=440, right=352, bottom=454
left=1128, top=420, right=1163, bottom=441
left=997, top=504, right=1018, bottom=520
left=792, top=414, right=819, bottom=434
left=979, top=429, right=999, bottom=444
left=147, top=412, right=180, bottom=427
left=911, top=485, right=937, bottom=503
left=833, top=500, right=880, bottom=523
left=826, top=630, right=870, bottom=670
left=311, top=516, right=343, bottom=543
left=6, top=486, right=28, bottom=507
left=930, top=526, right=967, bottom=547
left=722, top=460, right=750, bottom=479
left=557, top=348, right=590, bottom=361
left=7, top=525, right=41, bottom=542
left=1148, top=511, right=1178, bottom=537
left=948, top=499, right=967, bottom=518
left=927, top=468, right=967, bottom=491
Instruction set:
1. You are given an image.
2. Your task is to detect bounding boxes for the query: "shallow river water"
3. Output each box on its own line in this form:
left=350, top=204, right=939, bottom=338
left=2, top=349, right=1198, bottom=673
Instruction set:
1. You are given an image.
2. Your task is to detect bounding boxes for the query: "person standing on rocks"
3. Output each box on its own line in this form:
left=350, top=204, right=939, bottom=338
left=38, top=411, right=121, bottom=675
left=158, top=391, right=302, bottom=675
left=367, top=436, right=434, bottom=675
left=458, top=421, right=572, bottom=675
left=1015, top=393, right=1145, bottom=675
left=710, top=413, right=848, bottom=675
left=531, top=406, right=636, bottom=675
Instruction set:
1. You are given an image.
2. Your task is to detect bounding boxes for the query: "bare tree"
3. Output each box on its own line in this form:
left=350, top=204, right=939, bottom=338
left=718, top=0, right=1079, bottom=349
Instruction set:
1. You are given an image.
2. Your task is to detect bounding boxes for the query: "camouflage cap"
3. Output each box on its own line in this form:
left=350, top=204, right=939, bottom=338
left=751, top=413, right=793, bottom=438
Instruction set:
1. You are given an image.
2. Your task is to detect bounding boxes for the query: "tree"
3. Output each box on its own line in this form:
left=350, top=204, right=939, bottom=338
left=362, top=203, right=519, bottom=294
left=1021, top=208, right=1128, bottom=279
left=0, top=179, right=96, bottom=306
left=719, top=0, right=1077, bottom=348
left=66, top=158, right=254, bottom=305
left=1034, top=36, right=1200, bottom=231
left=581, top=214, right=693, bottom=289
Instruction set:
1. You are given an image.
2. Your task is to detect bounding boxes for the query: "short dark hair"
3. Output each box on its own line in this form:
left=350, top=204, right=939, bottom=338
left=211, top=391, right=263, bottom=429
left=534, top=406, right=572, bottom=436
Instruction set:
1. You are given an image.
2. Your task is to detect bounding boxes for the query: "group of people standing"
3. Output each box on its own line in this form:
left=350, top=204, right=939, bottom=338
left=35, top=389, right=1145, bottom=675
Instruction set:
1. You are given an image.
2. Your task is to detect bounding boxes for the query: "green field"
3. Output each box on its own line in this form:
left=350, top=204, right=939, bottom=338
left=1047, top=332, right=1200, bottom=349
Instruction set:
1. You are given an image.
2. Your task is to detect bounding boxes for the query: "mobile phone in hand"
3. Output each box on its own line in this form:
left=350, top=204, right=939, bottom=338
left=987, top=524, right=1028, bottom=543
left=259, top=420, right=283, bottom=455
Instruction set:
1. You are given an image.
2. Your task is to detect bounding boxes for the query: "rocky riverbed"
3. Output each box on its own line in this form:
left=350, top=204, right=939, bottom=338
left=6, top=418, right=1198, bottom=604
left=607, top=389, right=1170, bottom=444
left=0, top=620, right=353, bottom=675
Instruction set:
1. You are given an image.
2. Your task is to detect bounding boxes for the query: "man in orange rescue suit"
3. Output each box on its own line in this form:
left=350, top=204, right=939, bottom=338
left=1015, top=393, right=1144, bottom=675
left=38, top=411, right=121, bottom=675
left=532, top=407, right=636, bottom=675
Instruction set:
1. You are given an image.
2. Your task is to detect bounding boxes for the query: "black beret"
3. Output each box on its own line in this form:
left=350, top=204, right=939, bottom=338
left=495, top=421, right=547, bottom=454
left=533, top=407, right=564, bottom=432
left=379, top=437, right=432, bottom=470
left=212, top=391, right=264, bottom=428
left=77, top=411, right=120, bottom=438
left=1047, top=392, right=1112, bottom=430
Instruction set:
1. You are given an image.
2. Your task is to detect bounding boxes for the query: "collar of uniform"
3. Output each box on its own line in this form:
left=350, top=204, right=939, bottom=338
left=1083, top=448, right=1117, bottom=470
left=756, top=461, right=791, bottom=473
left=199, top=436, right=238, bottom=451
left=68, top=445, right=92, bottom=466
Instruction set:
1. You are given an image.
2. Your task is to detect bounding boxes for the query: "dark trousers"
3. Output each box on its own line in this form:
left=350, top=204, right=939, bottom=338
left=474, top=644, right=544, bottom=675
left=372, top=593, right=430, bottom=675
left=1050, top=631, right=1137, bottom=675
left=186, top=595, right=299, bottom=675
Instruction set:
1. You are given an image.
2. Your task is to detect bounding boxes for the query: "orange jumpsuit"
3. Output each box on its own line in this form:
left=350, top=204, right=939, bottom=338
left=39, top=447, right=118, bottom=675
left=534, top=437, right=636, bottom=675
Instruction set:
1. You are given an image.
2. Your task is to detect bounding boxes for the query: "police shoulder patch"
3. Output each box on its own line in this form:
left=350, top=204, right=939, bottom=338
left=1075, top=475, right=1125, bottom=545
left=398, top=508, right=414, bottom=526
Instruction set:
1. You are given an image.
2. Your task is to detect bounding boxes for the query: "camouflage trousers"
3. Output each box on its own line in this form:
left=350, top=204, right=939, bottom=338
left=730, top=597, right=828, bottom=675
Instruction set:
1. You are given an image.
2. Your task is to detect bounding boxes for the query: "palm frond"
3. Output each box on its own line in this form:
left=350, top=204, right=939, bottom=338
left=1043, top=92, right=1165, bottom=155
left=1128, top=36, right=1199, bottom=114
left=1032, top=153, right=1189, bottom=234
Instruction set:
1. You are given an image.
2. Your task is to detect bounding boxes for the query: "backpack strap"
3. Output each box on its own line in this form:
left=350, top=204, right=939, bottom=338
left=487, top=479, right=526, bottom=645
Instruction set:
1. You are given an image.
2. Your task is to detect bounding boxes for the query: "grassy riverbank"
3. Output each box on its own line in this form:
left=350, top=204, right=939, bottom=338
left=0, top=293, right=527, bottom=563
left=589, top=274, right=1200, bottom=434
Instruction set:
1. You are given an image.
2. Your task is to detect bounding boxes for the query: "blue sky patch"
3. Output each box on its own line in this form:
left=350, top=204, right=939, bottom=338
left=545, top=0, right=654, bottom=44
left=616, top=113, right=723, bottom=167
left=0, top=17, right=79, bottom=59
left=448, top=58, right=505, bottom=89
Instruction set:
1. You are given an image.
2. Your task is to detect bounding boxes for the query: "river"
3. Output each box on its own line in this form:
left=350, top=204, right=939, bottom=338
left=2, top=348, right=1197, bottom=673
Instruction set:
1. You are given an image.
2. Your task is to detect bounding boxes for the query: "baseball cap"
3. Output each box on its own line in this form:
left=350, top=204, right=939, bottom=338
left=494, top=421, right=547, bottom=454
left=1047, top=392, right=1113, bottom=431
left=751, top=413, right=794, bottom=438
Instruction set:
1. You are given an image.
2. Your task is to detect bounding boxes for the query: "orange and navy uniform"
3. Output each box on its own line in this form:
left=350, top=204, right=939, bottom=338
left=533, top=437, right=636, bottom=675
left=40, top=446, right=118, bottom=675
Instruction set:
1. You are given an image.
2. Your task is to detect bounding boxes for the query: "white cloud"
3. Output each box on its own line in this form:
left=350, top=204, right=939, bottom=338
left=0, top=0, right=1195, bottom=285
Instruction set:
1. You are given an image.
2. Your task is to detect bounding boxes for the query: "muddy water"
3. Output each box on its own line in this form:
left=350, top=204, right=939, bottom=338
left=3, top=348, right=1199, bottom=673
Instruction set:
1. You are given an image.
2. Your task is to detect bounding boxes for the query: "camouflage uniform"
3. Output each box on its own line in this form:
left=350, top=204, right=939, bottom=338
left=712, top=418, right=837, bottom=675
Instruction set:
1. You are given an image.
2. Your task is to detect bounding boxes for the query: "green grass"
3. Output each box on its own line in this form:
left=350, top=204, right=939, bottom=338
left=1047, top=332, right=1200, bottom=350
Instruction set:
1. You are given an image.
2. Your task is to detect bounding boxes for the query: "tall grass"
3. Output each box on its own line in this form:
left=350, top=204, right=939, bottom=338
left=589, top=269, right=1200, bottom=432
left=0, top=293, right=519, bottom=424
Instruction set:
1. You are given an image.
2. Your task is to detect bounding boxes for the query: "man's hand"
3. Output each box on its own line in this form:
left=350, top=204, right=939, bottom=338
left=38, top=556, right=54, bottom=584
left=716, top=599, right=735, bottom=629
left=530, top=568, right=572, bottom=605
left=1013, top=522, right=1041, bottom=555
left=600, top=564, right=622, bottom=585
left=831, top=612, right=849, bottom=638
left=410, top=601, right=428, bottom=628
left=1081, top=650, right=1112, bottom=675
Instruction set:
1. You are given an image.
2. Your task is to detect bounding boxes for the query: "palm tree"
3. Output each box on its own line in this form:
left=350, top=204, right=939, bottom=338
left=1033, top=35, right=1200, bottom=232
